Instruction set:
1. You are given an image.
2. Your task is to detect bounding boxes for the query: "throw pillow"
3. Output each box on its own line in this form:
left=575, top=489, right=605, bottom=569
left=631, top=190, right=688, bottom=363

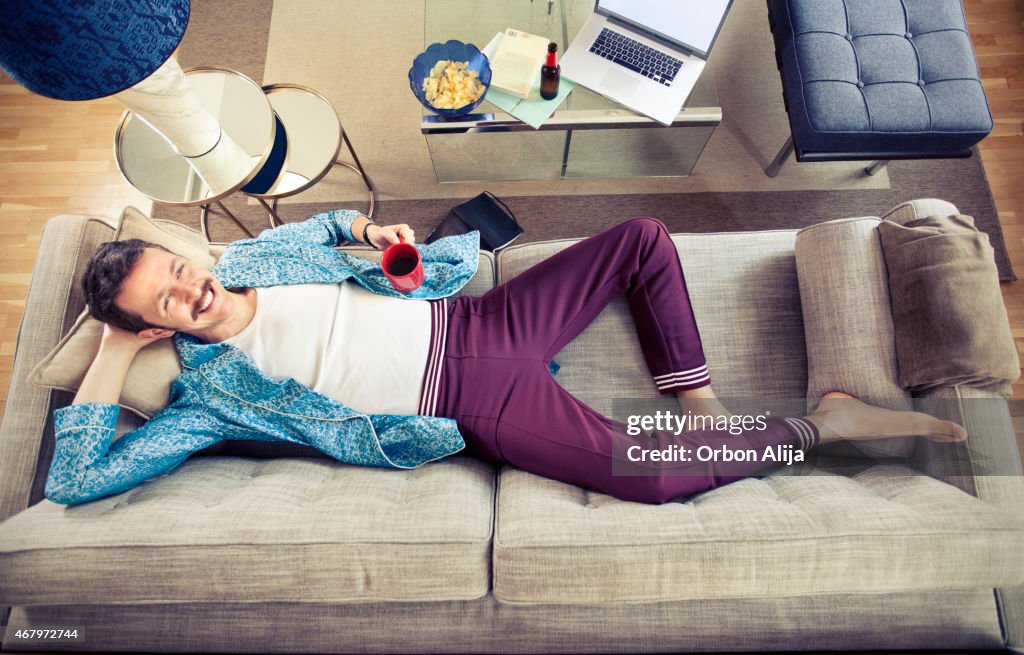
left=878, top=214, right=1019, bottom=395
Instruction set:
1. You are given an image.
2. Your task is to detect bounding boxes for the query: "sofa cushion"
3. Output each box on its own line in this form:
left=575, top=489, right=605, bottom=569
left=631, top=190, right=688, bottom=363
left=878, top=214, right=1018, bottom=395
left=0, top=455, right=495, bottom=604
left=770, top=0, right=993, bottom=155
left=492, top=463, right=1024, bottom=603
left=496, top=229, right=809, bottom=419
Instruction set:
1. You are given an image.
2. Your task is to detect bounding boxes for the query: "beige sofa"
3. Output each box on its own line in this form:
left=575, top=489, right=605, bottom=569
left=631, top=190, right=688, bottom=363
left=1, top=199, right=1022, bottom=653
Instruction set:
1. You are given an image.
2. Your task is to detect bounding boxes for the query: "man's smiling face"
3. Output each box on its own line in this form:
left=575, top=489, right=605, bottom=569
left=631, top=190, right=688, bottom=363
left=114, top=247, right=237, bottom=337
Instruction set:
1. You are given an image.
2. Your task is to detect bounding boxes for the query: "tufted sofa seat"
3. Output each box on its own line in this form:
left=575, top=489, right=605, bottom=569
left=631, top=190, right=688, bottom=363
left=767, top=0, right=993, bottom=160
left=493, top=463, right=1024, bottom=603
left=0, top=456, right=496, bottom=604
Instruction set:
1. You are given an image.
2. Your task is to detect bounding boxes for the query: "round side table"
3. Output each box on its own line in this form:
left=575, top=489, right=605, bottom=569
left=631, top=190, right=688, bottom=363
left=114, top=67, right=277, bottom=240
left=242, top=83, right=376, bottom=227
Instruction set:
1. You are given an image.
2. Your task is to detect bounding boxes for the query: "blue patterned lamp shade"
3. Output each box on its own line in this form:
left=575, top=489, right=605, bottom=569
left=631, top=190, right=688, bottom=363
left=0, top=0, right=189, bottom=101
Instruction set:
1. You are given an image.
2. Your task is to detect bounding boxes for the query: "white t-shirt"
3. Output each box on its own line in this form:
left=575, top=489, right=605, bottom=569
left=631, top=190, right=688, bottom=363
left=224, top=282, right=433, bottom=416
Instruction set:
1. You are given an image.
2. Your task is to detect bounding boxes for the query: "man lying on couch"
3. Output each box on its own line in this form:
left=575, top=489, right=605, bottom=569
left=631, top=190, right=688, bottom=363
left=45, top=210, right=967, bottom=506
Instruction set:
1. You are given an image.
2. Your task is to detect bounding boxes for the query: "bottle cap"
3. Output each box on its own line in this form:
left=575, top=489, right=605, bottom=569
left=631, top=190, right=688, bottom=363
left=545, top=43, right=558, bottom=67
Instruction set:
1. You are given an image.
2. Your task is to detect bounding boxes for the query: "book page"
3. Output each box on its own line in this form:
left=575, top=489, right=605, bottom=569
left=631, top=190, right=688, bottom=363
left=489, top=29, right=548, bottom=97
left=492, top=52, right=539, bottom=83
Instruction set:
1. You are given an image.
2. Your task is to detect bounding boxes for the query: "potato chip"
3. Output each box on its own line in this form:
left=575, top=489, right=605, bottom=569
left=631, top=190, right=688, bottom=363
left=422, top=60, right=485, bottom=110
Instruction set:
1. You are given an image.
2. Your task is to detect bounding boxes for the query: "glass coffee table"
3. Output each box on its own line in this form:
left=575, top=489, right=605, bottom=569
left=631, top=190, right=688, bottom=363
left=422, top=0, right=721, bottom=182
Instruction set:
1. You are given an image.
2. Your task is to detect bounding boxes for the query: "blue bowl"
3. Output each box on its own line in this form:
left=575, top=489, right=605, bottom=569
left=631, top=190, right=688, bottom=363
left=409, top=40, right=491, bottom=119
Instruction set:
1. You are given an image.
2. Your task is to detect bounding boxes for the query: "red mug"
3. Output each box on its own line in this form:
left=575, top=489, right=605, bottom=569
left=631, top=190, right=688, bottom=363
left=381, top=241, right=424, bottom=292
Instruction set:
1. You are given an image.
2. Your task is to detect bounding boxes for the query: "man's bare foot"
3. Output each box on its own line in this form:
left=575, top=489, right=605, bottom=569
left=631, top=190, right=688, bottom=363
left=676, top=385, right=733, bottom=430
left=806, top=392, right=967, bottom=444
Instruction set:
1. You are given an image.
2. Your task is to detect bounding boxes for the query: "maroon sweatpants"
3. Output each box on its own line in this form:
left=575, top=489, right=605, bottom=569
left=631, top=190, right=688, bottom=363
left=433, top=218, right=818, bottom=504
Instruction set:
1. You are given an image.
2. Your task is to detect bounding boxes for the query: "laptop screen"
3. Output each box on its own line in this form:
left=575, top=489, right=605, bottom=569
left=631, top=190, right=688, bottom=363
left=596, top=0, right=732, bottom=58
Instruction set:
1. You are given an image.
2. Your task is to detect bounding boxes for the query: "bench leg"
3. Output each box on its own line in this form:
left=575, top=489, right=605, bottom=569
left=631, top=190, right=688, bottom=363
left=865, top=160, right=890, bottom=176
left=765, top=136, right=794, bottom=178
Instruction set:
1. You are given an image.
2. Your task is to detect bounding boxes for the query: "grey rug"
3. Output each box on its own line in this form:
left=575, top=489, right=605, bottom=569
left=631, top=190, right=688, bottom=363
left=154, top=0, right=1014, bottom=280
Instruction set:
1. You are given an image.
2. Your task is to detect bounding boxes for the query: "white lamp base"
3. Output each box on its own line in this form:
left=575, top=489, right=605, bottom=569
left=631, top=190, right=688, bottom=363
left=113, top=56, right=253, bottom=191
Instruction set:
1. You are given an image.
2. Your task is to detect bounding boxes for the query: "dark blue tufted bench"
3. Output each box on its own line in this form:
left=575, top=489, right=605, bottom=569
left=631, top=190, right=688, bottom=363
left=765, top=0, right=993, bottom=177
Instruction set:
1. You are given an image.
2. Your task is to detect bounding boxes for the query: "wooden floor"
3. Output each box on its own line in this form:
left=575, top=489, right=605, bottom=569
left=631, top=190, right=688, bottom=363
left=1, top=0, right=1023, bottom=446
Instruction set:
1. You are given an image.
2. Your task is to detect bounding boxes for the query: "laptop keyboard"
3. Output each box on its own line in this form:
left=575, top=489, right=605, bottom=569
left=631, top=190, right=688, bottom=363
left=589, top=28, right=683, bottom=86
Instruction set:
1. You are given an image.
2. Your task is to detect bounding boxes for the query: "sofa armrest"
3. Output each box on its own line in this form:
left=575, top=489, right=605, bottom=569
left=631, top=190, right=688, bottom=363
left=881, top=198, right=961, bottom=225
left=0, top=215, right=117, bottom=521
left=794, top=215, right=916, bottom=459
left=912, top=385, right=1024, bottom=649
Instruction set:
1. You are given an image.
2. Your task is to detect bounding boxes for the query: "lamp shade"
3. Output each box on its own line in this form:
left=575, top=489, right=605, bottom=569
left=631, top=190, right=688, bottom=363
left=0, top=0, right=189, bottom=101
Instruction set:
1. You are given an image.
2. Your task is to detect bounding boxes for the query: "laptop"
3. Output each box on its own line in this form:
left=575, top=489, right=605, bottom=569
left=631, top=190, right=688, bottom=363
left=560, top=0, right=733, bottom=126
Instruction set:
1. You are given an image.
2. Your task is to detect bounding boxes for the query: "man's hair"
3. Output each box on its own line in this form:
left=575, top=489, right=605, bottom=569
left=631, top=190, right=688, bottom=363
left=82, top=239, right=171, bottom=332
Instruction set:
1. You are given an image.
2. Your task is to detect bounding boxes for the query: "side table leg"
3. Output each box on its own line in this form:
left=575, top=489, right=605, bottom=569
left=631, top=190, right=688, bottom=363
left=765, top=136, right=794, bottom=178
left=258, top=197, right=285, bottom=227
left=864, top=160, right=890, bottom=176
left=200, top=201, right=255, bottom=241
left=200, top=204, right=213, bottom=242
left=342, top=131, right=377, bottom=219
left=560, top=130, right=572, bottom=179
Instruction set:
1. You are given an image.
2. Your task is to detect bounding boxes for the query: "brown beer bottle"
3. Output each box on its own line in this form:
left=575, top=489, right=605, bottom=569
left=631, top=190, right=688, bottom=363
left=540, top=42, right=560, bottom=100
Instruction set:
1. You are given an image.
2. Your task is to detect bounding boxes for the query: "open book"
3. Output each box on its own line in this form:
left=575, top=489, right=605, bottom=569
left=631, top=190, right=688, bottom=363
left=488, top=28, right=549, bottom=98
